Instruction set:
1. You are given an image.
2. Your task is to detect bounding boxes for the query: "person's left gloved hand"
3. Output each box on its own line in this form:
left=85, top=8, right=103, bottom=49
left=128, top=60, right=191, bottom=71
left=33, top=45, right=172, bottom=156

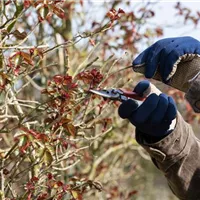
left=133, top=36, right=200, bottom=83
left=132, top=37, right=200, bottom=113
left=118, top=80, right=177, bottom=138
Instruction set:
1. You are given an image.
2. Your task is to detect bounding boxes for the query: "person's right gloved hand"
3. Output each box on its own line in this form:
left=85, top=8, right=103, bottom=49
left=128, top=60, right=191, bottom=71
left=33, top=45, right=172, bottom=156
left=118, top=80, right=177, bottom=138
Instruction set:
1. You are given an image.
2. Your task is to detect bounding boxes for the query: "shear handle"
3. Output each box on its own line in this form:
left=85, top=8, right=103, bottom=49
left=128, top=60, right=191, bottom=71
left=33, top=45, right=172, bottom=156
left=119, top=89, right=146, bottom=101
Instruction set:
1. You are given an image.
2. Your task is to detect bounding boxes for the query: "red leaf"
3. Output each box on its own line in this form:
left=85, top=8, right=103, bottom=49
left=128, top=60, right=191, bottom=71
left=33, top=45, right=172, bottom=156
left=14, top=65, right=21, bottom=75
left=47, top=173, right=53, bottom=180
left=80, top=0, right=83, bottom=6
left=24, top=0, right=31, bottom=8
left=53, top=75, right=64, bottom=84
left=126, top=190, right=138, bottom=199
left=37, top=193, right=48, bottom=200
left=27, top=193, right=32, bottom=200
left=89, top=38, right=96, bottom=46
left=5, top=0, right=12, bottom=6
left=20, top=141, right=32, bottom=153
left=51, top=5, right=66, bottom=19
left=57, top=194, right=64, bottom=200
left=3, top=168, right=10, bottom=175
left=76, top=68, right=103, bottom=88
left=107, top=11, right=115, bottom=19
left=110, top=8, right=117, bottom=14
left=56, top=181, right=63, bottom=187
left=118, top=8, right=125, bottom=14
left=31, top=176, right=39, bottom=183
left=20, top=126, right=49, bottom=142
left=26, top=181, right=35, bottom=192
left=155, top=27, right=163, bottom=37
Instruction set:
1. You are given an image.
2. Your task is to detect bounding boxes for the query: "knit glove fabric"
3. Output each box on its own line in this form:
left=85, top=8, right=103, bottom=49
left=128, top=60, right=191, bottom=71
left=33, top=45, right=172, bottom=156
left=118, top=80, right=177, bottom=137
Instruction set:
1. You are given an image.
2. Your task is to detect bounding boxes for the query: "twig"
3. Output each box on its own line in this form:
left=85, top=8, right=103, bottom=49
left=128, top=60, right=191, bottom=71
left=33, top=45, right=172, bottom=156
left=0, top=159, right=5, bottom=199
left=16, top=73, right=41, bottom=93
left=56, top=33, right=65, bottom=73
left=43, top=40, right=78, bottom=54
left=7, top=183, right=16, bottom=198
left=25, top=75, right=44, bottom=91
left=19, top=22, right=40, bottom=46
left=13, top=99, right=40, bottom=105
left=0, top=44, right=48, bottom=50
left=89, top=142, right=133, bottom=180
left=54, top=146, right=89, bottom=163
left=0, top=114, right=19, bottom=120
left=5, top=84, right=30, bottom=129
left=83, top=127, right=113, bottom=141
left=52, top=159, right=80, bottom=171
left=73, top=42, right=100, bottom=78
left=8, top=102, right=37, bottom=109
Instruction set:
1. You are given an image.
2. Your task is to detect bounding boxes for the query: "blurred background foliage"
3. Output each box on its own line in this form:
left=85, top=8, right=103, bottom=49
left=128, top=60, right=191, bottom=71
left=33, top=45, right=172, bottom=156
left=0, top=0, right=200, bottom=199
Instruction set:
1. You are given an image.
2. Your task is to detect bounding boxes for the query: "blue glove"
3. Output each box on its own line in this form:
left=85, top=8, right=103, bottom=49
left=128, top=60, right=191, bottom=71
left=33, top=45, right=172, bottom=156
left=118, top=80, right=177, bottom=137
left=133, top=36, right=200, bottom=82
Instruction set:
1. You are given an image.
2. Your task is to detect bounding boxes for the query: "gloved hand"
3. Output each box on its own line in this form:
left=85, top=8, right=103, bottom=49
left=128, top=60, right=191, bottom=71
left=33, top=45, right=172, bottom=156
left=132, top=36, right=200, bottom=113
left=133, top=36, right=200, bottom=82
left=118, top=80, right=177, bottom=137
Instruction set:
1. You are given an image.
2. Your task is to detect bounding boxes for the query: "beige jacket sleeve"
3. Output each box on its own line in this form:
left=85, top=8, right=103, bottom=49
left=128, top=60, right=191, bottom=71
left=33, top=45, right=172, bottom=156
left=136, top=113, right=200, bottom=200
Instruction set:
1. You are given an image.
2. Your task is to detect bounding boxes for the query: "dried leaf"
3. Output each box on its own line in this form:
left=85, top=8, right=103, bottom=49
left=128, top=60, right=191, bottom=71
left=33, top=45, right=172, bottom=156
left=20, top=52, right=33, bottom=65
left=71, top=190, right=78, bottom=199
left=12, top=30, right=27, bottom=40
left=0, top=72, right=9, bottom=89
left=63, top=123, right=76, bottom=137
left=43, top=149, right=53, bottom=166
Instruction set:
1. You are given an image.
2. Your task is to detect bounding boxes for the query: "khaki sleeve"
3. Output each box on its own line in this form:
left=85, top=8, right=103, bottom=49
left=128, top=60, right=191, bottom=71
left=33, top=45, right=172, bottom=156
left=136, top=113, right=200, bottom=200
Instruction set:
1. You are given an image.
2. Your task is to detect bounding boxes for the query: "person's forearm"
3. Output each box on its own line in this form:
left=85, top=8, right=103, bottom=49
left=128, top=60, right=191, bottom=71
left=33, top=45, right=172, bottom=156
left=136, top=113, right=200, bottom=200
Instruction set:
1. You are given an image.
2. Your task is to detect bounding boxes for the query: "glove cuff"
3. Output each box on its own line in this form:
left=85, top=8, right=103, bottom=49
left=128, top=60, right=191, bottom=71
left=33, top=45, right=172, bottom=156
left=168, top=54, right=200, bottom=92
left=185, top=72, right=200, bottom=113
left=133, top=54, right=200, bottom=93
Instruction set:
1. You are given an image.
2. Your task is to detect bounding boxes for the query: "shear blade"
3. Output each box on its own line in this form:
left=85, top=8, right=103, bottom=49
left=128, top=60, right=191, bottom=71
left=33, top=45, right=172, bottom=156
left=89, top=89, right=112, bottom=98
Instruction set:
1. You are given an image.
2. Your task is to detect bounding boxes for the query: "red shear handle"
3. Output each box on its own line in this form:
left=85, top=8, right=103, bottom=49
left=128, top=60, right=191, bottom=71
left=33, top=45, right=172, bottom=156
left=119, top=89, right=146, bottom=101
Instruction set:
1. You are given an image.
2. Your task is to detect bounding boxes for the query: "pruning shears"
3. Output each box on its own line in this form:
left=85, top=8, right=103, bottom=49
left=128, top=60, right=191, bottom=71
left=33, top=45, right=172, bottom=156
left=89, top=88, right=145, bottom=107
